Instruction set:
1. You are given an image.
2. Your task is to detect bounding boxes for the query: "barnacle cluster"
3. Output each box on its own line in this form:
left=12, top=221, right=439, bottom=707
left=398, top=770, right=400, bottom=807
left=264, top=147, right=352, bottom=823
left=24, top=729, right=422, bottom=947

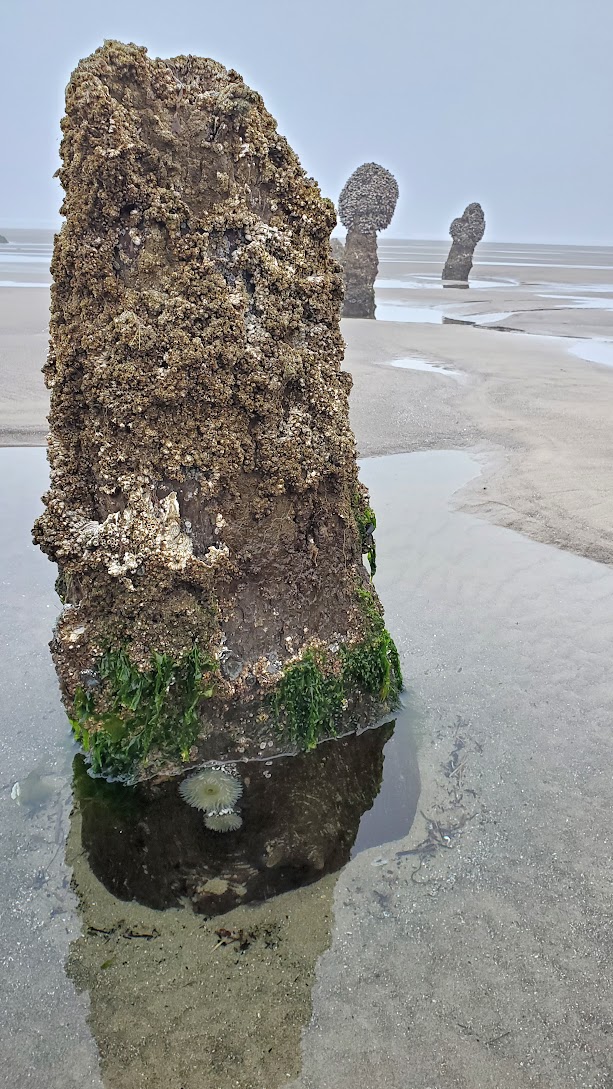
left=449, top=202, right=486, bottom=247
left=338, top=163, right=399, bottom=233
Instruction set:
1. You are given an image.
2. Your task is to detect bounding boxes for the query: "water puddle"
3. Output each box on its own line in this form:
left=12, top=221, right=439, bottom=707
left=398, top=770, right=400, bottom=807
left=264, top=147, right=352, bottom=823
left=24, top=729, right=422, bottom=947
left=0, top=251, right=52, bottom=265
left=465, top=310, right=516, bottom=326
left=0, top=240, right=53, bottom=286
left=526, top=281, right=613, bottom=295
left=475, top=260, right=613, bottom=270
left=374, top=297, right=613, bottom=359
left=70, top=707, right=419, bottom=916
left=376, top=273, right=518, bottom=289
left=0, top=445, right=421, bottom=1088
left=0, top=280, right=50, bottom=288
left=568, top=339, right=613, bottom=368
left=380, top=357, right=462, bottom=378
left=9, top=441, right=609, bottom=1087
left=537, top=293, right=613, bottom=310
left=374, top=297, right=517, bottom=329
left=375, top=300, right=445, bottom=323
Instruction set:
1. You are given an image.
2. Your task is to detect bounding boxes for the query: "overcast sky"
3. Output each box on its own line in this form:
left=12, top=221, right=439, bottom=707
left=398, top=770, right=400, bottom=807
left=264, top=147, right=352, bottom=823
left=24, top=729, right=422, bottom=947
left=2, top=0, right=612, bottom=243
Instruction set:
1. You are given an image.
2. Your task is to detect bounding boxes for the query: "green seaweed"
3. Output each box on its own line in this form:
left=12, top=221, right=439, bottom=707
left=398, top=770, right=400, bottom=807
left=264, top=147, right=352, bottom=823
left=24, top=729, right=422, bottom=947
left=270, top=650, right=344, bottom=752
left=352, top=493, right=377, bottom=579
left=342, top=589, right=403, bottom=701
left=271, top=590, right=403, bottom=751
left=70, top=645, right=215, bottom=781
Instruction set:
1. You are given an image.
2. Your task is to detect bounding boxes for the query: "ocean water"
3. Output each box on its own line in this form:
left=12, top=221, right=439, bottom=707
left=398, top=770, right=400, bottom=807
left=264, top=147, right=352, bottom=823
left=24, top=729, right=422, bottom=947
left=0, top=229, right=53, bottom=286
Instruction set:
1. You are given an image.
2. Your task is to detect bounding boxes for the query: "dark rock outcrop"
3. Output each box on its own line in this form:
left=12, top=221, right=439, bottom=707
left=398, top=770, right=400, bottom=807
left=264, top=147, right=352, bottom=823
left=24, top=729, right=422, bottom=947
left=442, top=202, right=485, bottom=284
left=33, top=42, right=402, bottom=782
left=337, top=163, right=398, bottom=318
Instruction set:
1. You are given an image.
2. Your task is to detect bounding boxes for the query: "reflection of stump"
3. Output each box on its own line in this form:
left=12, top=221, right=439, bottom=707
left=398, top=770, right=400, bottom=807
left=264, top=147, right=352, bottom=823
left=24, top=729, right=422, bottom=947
left=71, top=721, right=395, bottom=916
left=442, top=202, right=485, bottom=284
left=342, top=230, right=378, bottom=317
left=338, top=163, right=398, bottom=318
left=33, top=42, right=403, bottom=781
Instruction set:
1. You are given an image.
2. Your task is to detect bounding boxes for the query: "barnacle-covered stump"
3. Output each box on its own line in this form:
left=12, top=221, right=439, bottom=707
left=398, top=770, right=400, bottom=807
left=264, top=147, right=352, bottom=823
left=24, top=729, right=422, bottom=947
left=33, top=41, right=402, bottom=783
left=338, top=162, right=399, bottom=318
left=442, top=202, right=486, bottom=284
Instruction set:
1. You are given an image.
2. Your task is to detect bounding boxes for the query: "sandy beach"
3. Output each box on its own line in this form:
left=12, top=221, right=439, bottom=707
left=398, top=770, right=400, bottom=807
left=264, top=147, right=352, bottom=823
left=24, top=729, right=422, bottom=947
left=2, top=239, right=613, bottom=1088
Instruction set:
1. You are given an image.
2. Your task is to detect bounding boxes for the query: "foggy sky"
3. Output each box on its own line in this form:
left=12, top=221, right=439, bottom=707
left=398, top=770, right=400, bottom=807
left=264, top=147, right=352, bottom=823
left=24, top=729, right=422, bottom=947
left=2, top=0, right=612, bottom=243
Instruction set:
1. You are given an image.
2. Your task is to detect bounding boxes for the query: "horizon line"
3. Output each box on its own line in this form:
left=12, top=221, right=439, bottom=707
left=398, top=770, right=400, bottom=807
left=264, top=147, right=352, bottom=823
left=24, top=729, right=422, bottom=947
left=2, top=223, right=613, bottom=249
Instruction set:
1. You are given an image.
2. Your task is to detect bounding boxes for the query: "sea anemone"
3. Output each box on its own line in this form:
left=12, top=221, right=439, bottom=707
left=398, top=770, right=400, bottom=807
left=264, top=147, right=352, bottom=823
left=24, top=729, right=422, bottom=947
left=178, top=767, right=242, bottom=813
left=204, top=809, right=243, bottom=833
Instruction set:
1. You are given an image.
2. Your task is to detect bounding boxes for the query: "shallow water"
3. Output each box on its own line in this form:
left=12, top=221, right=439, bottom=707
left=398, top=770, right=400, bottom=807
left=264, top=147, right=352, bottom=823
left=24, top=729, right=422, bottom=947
left=464, top=310, right=516, bottom=325
left=71, top=713, right=420, bottom=916
left=294, top=449, right=613, bottom=1089
left=377, top=273, right=519, bottom=290
left=374, top=249, right=613, bottom=351
left=375, top=300, right=520, bottom=331
left=379, top=356, right=462, bottom=378
left=537, top=293, right=613, bottom=310
left=568, top=338, right=613, bottom=368
left=0, top=280, right=50, bottom=288
left=0, top=445, right=420, bottom=1087
left=375, top=299, right=446, bottom=323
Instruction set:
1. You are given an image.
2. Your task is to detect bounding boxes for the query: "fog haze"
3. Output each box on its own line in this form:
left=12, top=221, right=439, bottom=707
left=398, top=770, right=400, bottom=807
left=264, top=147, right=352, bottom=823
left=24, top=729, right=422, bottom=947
left=2, top=0, right=612, bottom=243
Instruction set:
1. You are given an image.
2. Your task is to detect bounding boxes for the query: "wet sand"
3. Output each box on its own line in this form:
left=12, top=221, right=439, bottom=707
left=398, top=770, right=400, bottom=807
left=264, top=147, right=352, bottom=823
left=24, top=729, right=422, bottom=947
left=344, top=317, right=613, bottom=565
left=295, top=451, right=613, bottom=1089
left=0, top=286, right=50, bottom=444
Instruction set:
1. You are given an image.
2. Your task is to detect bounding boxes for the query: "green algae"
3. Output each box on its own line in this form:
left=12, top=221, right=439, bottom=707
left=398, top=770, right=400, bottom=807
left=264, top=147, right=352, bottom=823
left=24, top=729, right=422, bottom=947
left=342, top=588, right=402, bottom=701
left=70, top=645, right=216, bottom=780
left=270, top=650, right=345, bottom=751
left=271, top=590, right=402, bottom=751
left=352, top=492, right=377, bottom=579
